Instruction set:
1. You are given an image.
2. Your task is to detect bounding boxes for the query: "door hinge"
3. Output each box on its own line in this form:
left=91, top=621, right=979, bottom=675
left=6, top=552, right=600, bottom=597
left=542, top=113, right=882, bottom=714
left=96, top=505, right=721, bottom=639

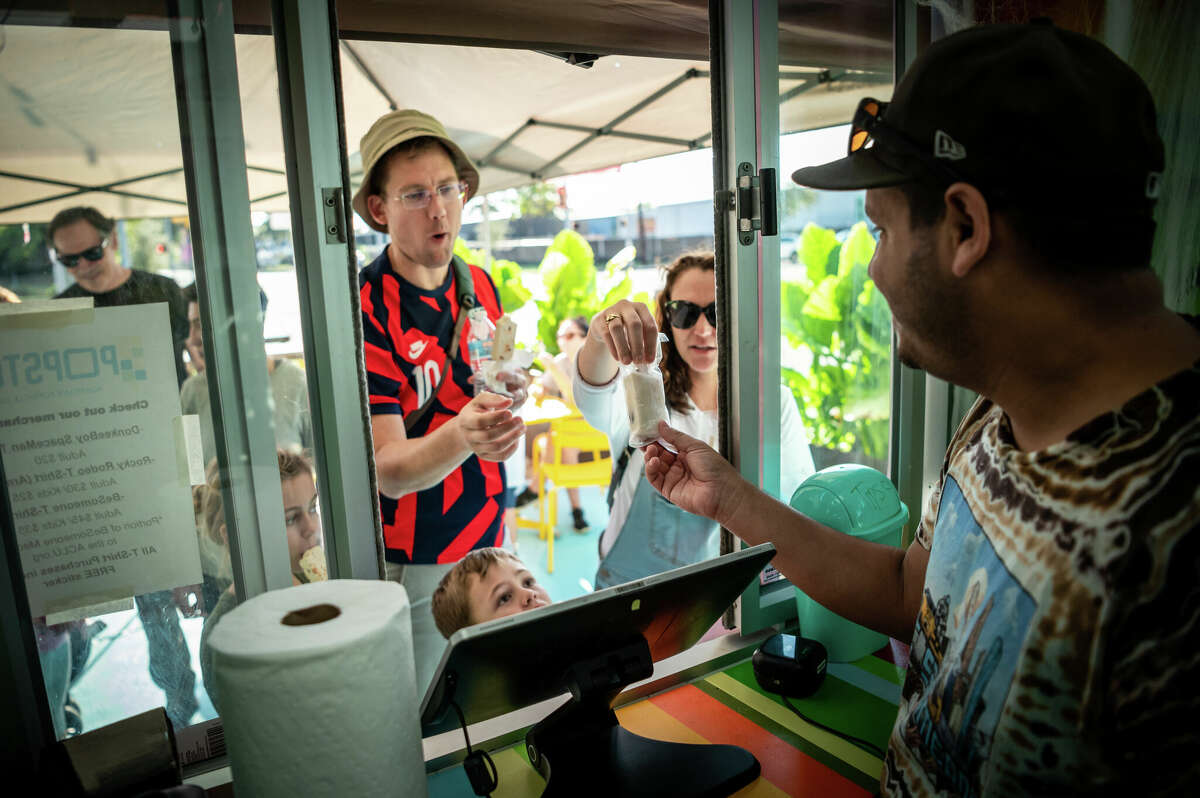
left=733, top=163, right=778, bottom=245
left=321, top=187, right=346, bottom=244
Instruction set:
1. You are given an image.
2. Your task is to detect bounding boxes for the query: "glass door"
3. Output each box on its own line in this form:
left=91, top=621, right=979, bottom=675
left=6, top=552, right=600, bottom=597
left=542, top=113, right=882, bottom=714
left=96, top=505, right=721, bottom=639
left=710, top=0, right=901, bottom=634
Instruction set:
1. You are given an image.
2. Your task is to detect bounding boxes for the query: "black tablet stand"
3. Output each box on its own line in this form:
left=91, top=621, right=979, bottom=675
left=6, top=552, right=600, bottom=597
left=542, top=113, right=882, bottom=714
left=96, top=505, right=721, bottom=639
left=523, top=637, right=760, bottom=798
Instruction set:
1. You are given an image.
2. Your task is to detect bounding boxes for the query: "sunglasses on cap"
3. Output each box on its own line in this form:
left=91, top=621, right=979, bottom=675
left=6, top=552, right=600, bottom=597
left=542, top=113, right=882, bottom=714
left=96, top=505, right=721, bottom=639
left=665, top=299, right=716, bottom=329
left=54, top=238, right=109, bottom=268
left=849, top=98, right=968, bottom=186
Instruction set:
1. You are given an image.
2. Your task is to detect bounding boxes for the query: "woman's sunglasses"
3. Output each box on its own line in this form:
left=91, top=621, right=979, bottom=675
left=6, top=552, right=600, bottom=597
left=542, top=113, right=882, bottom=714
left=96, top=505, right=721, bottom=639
left=54, top=238, right=109, bottom=268
left=665, top=299, right=716, bottom=329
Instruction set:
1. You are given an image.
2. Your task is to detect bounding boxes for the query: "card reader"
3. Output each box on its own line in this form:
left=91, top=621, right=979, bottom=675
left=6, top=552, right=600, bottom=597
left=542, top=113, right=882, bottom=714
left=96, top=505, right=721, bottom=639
left=752, top=633, right=827, bottom=698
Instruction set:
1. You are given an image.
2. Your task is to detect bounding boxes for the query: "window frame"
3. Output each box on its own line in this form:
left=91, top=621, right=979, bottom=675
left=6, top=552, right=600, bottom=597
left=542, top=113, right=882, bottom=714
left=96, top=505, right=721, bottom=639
left=0, top=0, right=948, bottom=783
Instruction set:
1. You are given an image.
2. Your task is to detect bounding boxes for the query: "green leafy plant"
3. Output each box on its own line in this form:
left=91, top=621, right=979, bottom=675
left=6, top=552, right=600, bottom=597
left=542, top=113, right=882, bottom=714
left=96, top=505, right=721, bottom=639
left=454, top=238, right=531, bottom=313
left=782, top=221, right=891, bottom=459
left=533, top=232, right=641, bottom=354
left=455, top=231, right=644, bottom=355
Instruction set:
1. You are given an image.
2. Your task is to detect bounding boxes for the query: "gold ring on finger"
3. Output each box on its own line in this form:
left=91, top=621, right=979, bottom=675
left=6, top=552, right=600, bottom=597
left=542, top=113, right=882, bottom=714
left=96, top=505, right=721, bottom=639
left=605, top=313, right=620, bottom=323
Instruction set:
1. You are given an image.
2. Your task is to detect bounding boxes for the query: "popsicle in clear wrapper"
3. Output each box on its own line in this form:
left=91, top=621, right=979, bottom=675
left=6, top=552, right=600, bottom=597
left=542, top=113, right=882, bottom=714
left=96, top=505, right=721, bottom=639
left=623, top=333, right=671, bottom=448
left=469, top=311, right=532, bottom=397
left=492, top=315, right=517, bottom=362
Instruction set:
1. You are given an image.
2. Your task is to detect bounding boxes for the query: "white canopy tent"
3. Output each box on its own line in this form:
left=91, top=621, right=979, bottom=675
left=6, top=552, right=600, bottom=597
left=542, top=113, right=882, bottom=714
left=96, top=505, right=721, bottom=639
left=0, top=6, right=891, bottom=224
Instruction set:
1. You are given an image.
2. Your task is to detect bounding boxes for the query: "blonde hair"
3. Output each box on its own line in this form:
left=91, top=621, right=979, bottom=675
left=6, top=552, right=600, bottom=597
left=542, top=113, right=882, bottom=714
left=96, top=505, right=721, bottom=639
left=431, top=547, right=525, bottom=638
left=278, top=448, right=315, bottom=482
left=199, top=458, right=225, bottom=546
left=198, top=450, right=315, bottom=547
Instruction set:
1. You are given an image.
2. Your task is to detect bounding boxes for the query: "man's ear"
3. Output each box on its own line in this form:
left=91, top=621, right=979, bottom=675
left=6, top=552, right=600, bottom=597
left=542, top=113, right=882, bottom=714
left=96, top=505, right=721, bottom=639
left=942, top=183, right=991, bottom=278
left=366, top=194, right=389, bottom=229
left=218, top=523, right=228, bottom=546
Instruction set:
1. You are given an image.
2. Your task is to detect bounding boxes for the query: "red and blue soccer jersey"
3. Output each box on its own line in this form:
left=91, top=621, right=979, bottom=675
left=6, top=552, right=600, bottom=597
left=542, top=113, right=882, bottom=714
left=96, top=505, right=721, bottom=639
left=360, top=252, right=506, bottom=565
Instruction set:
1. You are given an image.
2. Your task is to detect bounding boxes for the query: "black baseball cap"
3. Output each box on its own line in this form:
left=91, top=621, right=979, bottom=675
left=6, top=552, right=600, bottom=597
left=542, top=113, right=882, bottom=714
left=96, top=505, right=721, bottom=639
left=792, top=21, right=1164, bottom=216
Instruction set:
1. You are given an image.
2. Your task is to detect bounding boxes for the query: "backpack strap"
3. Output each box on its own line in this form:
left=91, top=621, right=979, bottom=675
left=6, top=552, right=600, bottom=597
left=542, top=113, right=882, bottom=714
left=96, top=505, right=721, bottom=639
left=450, top=253, right=475, bottom=306
left=404, top=256, right=477, bottom=433
left=605, top=444, right=636, bottom=510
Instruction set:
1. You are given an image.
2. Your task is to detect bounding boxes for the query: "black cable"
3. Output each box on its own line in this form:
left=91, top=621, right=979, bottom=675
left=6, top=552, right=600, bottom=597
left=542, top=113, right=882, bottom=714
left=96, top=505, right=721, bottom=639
left=450, top=699, right=499, bottom=796
left=780, top=695, right=888, bottom=761
left=0, top=3, right=13, bottom=58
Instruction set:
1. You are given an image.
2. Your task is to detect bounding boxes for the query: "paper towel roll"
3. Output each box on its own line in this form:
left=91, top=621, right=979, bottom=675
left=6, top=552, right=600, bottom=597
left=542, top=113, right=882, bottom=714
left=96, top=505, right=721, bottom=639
left=208, top=579, right=427, bottom=798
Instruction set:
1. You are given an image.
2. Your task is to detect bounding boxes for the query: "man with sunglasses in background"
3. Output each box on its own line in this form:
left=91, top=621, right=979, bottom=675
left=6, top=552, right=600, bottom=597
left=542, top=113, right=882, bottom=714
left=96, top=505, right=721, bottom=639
left=354, top=109, right=528, bottom=692
left=50, top=207, right=189, bottom=386
left=47, top=206, right=199, bottom=731
left=643, top=22, right=1198, bottom=796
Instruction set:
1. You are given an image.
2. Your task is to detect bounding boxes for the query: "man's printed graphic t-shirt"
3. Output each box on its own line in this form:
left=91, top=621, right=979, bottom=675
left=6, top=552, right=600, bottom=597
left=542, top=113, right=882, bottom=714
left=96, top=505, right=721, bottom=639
left=360, top=252, right=506, bottom=565
left=884, top=331, right=1199, bottom=797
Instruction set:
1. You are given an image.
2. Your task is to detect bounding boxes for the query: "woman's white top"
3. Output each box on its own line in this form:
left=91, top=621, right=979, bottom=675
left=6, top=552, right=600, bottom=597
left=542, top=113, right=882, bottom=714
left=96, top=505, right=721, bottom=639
left=572, top=362, right=817, bottom=558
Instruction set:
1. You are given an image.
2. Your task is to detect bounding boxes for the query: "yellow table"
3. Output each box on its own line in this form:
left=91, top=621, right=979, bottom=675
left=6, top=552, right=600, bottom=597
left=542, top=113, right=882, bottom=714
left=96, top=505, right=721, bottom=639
left=520, top=396, right=573, bottom=425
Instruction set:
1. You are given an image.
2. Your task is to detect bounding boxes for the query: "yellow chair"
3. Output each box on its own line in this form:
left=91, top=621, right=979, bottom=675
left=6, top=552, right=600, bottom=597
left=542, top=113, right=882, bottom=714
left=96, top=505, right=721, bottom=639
left=513, top=393, right=569, bottom=541
left=525, top=414, right=611, bottom=573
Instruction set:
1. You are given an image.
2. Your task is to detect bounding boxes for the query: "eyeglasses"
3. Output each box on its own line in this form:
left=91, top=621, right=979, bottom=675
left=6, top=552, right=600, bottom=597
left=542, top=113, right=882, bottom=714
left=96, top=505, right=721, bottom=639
left=387, top=181, right=468, bottom=210
left=849, top=97, right=967, bottom=186
left=54, top=238, right=109, bottom=268
left=665, top=300, right=716, bottom=329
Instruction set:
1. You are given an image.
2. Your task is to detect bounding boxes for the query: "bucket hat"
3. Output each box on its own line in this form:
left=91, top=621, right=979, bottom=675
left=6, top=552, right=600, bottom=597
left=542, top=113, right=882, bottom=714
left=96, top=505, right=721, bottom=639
left=352, top=109, right=481, bottom=232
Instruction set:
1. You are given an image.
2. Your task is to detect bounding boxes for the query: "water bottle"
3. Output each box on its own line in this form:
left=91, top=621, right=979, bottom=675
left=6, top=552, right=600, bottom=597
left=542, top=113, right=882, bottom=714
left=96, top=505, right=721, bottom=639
left=467, top=307, right=494, bottom=395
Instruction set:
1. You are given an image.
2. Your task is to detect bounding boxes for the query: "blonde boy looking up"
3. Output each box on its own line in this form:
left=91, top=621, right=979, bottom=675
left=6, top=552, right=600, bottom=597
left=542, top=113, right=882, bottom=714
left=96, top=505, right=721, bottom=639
left=431, top=548, right=550, bottom=639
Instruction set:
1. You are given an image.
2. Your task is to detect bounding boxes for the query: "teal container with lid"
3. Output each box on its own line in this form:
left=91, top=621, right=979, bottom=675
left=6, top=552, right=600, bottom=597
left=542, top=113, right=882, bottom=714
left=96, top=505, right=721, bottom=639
left=789, top=464, right=909, bottom=663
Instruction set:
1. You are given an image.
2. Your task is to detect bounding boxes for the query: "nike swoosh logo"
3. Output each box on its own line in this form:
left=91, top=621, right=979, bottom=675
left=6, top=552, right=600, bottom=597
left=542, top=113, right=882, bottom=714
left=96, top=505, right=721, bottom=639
left=408, top=340, right=427, bottom=360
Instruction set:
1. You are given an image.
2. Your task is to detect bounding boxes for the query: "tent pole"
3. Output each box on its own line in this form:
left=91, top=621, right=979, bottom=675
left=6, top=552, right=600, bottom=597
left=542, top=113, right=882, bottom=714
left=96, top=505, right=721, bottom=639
left=530, top=119, right=698, bottom=149
left=537, top=68, right=704, bottom=175
left=480, top=193, right=493, bottom=263
left=477, top=120, right=535, bottom=169
left=339, top=41, right=399, bottom=111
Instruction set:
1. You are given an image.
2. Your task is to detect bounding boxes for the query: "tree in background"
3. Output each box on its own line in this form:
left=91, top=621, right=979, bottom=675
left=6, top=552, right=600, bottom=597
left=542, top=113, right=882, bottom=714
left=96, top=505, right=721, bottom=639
left=469, top=195, right=510, bottom=246
left=514, top=182, right=560, bottom=219
left=122, top=218, right=179, bottom=273
left=0, top=222, right=52, bottom=298
left=779, top=185, right=818, bottom=222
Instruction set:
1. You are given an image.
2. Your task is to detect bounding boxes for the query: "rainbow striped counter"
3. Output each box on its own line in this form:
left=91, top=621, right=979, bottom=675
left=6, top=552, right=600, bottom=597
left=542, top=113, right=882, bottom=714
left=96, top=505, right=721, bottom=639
left=429, top=641, right=907, bottom=797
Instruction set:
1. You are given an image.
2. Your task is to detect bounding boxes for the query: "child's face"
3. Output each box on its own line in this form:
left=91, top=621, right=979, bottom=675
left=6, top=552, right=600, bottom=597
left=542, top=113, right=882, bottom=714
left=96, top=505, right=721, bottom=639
left=282, top=474, right=322, bottom=573
left=467, top=559, right=550, bottom=626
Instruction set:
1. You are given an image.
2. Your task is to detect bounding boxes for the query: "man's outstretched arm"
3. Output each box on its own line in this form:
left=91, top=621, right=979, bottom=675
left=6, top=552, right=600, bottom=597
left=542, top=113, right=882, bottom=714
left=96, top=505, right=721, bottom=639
left=645, top=422, right=927, bottom=641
